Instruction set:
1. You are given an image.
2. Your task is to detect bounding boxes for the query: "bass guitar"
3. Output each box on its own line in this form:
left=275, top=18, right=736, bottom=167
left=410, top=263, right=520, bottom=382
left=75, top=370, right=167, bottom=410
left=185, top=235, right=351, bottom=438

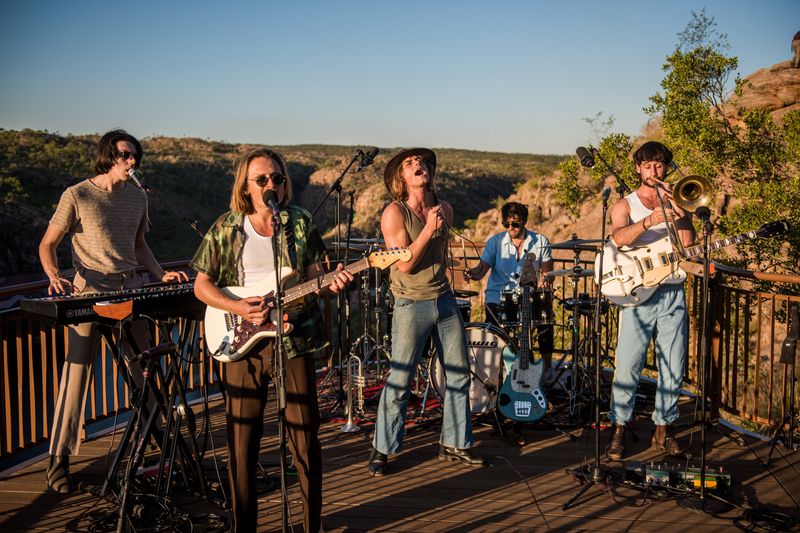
left=595, top=219, right=790, bottom=307
left=497, top=283, right=548, bottom=422
left=205, top=248, right=411, bottom=362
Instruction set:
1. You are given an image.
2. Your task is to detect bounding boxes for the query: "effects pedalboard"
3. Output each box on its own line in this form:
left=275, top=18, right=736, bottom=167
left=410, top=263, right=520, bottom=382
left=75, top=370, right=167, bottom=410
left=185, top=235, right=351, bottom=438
left=623, top=461, right=732, bottom=493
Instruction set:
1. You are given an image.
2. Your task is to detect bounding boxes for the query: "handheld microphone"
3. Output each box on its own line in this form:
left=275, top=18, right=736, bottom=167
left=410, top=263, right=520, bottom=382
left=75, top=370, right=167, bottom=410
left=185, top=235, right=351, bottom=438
left=357, top=146, right=379, bottom=169
left=423, top=184, right=439, bottom=208
left=602, top=186, right=611, bottom=202
left=576, top=146, right=596, bottom=168
left=128, top=168, right=143, bottom=188
left=262, top=190, right=282, bottom=214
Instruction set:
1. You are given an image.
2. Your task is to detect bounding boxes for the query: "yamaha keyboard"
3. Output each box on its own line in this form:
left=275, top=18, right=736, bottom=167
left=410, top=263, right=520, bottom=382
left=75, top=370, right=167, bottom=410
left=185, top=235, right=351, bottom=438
left=21, top=283, right=206, bottom=325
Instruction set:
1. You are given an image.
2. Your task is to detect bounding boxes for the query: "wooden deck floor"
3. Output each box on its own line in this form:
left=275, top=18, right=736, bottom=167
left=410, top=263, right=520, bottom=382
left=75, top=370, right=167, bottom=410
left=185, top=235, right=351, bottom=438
left=1, top=387, right=799, bottom=532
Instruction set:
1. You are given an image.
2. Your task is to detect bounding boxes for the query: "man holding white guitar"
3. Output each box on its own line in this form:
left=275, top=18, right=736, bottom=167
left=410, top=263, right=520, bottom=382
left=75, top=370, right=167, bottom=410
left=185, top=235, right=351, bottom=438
left=606, top=141, right=694, bottom=461
left=191, top=148, right=353, bottom=533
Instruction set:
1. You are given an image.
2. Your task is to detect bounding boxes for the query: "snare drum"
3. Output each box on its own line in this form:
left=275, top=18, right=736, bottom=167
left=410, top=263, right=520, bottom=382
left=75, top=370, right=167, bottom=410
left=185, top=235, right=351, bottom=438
left=430, top=322, right=514, bottom=413
left=499, top=287, right=554, bottom=325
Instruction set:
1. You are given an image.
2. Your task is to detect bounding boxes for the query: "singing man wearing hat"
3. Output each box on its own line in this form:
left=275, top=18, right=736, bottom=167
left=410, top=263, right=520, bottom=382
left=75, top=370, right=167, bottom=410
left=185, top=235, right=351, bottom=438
left=368, top=148, right=487, bottom=476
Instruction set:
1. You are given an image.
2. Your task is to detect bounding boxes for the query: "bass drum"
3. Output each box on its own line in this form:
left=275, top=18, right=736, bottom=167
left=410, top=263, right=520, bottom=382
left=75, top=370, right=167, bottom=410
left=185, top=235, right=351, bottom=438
left=430, top=322, right=514, bottom=414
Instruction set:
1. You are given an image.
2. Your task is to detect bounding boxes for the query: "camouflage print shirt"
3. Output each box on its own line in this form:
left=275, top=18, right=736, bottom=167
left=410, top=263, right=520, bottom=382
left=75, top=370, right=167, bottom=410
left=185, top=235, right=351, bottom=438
left=190, top=206, right=329, bottom=358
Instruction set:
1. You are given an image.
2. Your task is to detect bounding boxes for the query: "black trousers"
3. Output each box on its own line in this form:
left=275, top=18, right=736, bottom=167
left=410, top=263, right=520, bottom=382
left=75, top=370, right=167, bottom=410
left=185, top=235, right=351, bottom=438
left=222, top=341, right=322, bottom=532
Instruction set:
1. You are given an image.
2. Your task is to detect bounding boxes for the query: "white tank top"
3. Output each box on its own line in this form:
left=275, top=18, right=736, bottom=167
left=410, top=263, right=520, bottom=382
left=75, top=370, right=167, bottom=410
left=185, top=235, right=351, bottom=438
left=625, top=191, right=669, bottom=245
left=242, top=216, right=275, bottom=288
left=625, top=190, right=686, bottom=286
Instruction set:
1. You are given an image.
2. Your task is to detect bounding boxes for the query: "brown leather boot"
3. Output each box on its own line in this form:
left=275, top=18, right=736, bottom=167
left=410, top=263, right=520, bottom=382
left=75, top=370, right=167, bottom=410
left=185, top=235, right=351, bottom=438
left=652, top=425, right=690, bottom=457
left=606, top=425, right=625, bottom=460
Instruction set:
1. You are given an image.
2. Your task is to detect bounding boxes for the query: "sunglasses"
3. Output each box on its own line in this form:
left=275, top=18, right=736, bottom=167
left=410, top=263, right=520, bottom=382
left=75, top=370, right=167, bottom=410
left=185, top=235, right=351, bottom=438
left=249, top=172, right=287, bottom=187
left=502, top=221, right=524, bottom=229
left=116, top=151, right=137, bottom=161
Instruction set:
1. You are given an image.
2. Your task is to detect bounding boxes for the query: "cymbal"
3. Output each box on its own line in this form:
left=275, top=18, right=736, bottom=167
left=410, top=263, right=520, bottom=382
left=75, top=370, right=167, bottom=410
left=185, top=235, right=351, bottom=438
left=544, top=268, right=595, bottom=278
left=549, top=238, right=603, bottom=251
left=325, top=242, right=372, bottom=253
left=350, top=237, right=385, bottom=244
left=453, top=289, right=479, bottom=298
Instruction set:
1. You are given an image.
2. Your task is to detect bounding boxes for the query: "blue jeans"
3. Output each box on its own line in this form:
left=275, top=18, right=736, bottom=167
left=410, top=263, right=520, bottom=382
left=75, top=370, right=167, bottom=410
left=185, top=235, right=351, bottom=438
left=610, top=283, right=687, bottom=426
left=373, top=291, right=473, bottom=454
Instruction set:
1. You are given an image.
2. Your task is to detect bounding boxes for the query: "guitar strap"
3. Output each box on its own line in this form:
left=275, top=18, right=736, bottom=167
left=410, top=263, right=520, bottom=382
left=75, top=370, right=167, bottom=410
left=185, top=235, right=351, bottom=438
left=283, top=215, right=298, bottom=272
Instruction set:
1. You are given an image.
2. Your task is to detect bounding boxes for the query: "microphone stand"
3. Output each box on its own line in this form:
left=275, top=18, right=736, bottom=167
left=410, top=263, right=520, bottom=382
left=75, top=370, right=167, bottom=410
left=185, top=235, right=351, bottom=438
left=679, top=207, right=728, bottom=513
left=270, top=210, right=290, bottom=532
left=313, top=152, right=361, bottom=414
left=591, top=148, right=631, bottom=199
left=562, top=188, right=610, bottom=510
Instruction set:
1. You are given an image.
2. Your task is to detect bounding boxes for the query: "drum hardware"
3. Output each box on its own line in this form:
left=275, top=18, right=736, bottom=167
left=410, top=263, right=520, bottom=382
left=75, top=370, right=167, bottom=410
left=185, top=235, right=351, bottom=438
left=562, top=293, right=609, bottom=316
left=545, top=234, right=607, bottom=425
left=342, top=354, right=364, bottom=432
left=453, top=289, right=479, bottom=298
left=319, top=254, right=391, bottom=416
left=548, top=237, right=603, bottom=252
left=544, top=267, right=595, bottom=279
left=344, top=262, right=392, bottom=398
left=499, top=287, right=554, bottom=327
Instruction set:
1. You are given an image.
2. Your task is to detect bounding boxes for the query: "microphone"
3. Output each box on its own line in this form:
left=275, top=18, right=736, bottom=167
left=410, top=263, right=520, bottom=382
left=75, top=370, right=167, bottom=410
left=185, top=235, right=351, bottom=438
left=423, top=184, right=439, bottom=208
left=262, top=190, right=282, bottom=214
left=695, top=206, right=711, bottom=222
left=127, top=168, right=148, bottom=191
left=602, top=186, right=611, bottom=202
left=357, top=146, right=379, bottom=169
left=132, top=342, right=176, bottom=364
left=667, top=161, right=680, bottom=176
left=576, top=146, right=595, bottom=168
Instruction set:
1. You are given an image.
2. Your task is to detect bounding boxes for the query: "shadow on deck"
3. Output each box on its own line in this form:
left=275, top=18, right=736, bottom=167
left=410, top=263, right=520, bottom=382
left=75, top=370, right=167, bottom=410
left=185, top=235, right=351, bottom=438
left=1, top=388, right=799, bottom=532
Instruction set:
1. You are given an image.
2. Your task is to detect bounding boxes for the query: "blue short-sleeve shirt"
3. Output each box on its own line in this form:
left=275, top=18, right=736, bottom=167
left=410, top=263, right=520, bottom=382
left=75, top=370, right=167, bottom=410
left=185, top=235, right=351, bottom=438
left=480, top=230, right=552, bottom=304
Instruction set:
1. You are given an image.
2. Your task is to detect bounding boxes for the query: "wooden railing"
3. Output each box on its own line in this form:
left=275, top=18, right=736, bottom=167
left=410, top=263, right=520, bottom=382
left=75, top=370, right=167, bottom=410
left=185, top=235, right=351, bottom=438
left=1, top=252, right=798, bottom=463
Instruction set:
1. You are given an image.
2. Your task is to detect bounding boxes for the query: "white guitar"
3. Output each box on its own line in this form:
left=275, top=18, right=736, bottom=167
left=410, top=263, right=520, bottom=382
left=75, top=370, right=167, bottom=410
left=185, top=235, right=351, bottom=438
left=595, top=219, right=789, bottom=307
left=205, top=248, right=412, bottom=362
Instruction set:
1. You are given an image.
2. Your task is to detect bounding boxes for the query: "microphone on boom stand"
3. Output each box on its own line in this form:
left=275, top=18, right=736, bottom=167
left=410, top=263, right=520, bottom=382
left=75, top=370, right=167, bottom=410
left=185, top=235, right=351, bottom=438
left=575, top=146, right=631, bottom=196
left=357, top=146, right=379, bottom=170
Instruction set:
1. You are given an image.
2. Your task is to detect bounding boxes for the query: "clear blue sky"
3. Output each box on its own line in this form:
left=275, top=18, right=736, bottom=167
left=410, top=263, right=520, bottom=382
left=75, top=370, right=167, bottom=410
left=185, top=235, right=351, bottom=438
left=1, top=0, right=797, bottom=154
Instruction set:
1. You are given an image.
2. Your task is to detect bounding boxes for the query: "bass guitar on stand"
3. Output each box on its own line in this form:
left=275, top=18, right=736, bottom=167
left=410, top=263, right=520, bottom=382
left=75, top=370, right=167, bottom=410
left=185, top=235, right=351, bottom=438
left=497, top=282, right=548, bottom=422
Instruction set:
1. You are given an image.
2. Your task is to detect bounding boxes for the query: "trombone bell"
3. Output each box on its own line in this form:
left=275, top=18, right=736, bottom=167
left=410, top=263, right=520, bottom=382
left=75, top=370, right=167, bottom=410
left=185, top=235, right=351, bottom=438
left=672, top=175, right=713, bottom=213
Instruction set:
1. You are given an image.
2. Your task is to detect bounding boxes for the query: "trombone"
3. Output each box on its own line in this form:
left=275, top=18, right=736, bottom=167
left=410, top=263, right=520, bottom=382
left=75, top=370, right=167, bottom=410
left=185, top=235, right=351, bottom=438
left=655, top=169, right=714, bottom=255
left=671, top=174, right=714, bottom=213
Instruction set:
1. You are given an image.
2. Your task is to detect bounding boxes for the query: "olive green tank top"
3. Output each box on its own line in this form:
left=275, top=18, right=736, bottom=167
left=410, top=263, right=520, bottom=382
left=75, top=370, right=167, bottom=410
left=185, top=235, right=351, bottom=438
left=389, top=201, right=450, bottom=300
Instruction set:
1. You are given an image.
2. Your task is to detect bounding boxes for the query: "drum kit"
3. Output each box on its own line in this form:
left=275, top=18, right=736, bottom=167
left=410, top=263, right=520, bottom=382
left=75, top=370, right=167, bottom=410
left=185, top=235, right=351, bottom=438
left=325, top=233, right=613, bottom=429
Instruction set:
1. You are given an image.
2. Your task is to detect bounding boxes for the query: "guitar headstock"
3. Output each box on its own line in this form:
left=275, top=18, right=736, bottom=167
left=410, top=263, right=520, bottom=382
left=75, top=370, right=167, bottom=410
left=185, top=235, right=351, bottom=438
left=519, top=252, right=539, bottom=287
left=367, top=248, right=412, bottom=269
left=757, top=219, right=791, bottom=239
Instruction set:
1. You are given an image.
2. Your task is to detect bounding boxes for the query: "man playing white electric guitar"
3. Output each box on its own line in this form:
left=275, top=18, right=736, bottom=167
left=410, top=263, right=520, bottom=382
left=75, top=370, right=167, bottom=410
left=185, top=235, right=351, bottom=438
left=190, top=148, right=353, bottom=533
left=606, top=141, right=694, bottom=461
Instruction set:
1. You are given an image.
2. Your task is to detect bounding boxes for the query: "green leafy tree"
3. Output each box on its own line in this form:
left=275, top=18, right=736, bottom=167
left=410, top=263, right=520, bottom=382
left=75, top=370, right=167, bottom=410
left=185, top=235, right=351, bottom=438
left=557, top=9, right=800, bottom=281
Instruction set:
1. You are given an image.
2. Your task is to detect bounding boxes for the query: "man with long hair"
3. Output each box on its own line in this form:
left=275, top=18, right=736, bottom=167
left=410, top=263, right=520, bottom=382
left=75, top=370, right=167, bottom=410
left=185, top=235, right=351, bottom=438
left=191, top=148, right=351, bottom=532
left=368, top=148, right=486, bottom=477
left=39, top=129, right=187, bottom=493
